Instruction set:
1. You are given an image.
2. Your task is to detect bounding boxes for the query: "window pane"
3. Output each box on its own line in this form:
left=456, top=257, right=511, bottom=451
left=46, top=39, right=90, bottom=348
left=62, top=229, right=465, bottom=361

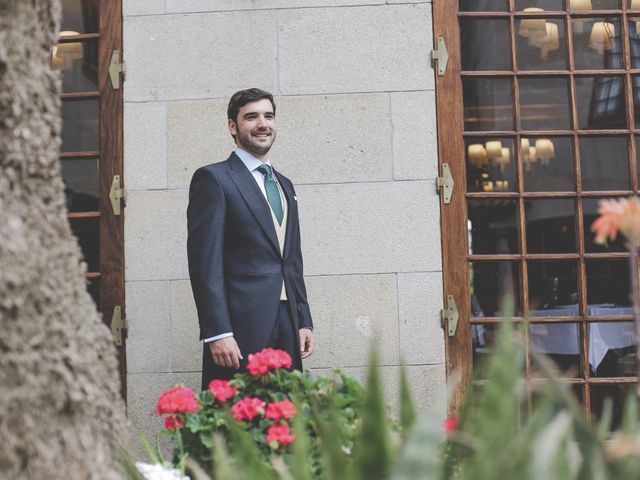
left=519, top=77, right=571, bottom=130
left=515, top=0, right=564, bottom=9
left=628, top=18, right=640, bottom=68
left=61, top=98, right=99, bottom=152
left=463, top=77, right=515, bottom=131
left=579, top=136, right=630, bottom=191
left=60, top=157, right=99, bottom=212
left=459, top=0, right=508, bottom=11
left=516, top=18, right=567, bottom=71
left=583, top=197, right=630, bottom=252
left=586, top=259, right=631, bottom=307
left=530, top=322, right=582, bottom=377
left=88, top=277, right=100, bottom=308
left=472, top=324, right=524, bottom=379
left=632, top=76, right=640, bottom=127
left=590, top=322, right=635, bottom=377
left=61, top=0, right=99, bottom=34
left=522, top=136, right=574, bottom=191
left=591, top=384, right=633, bottom=432
left=528, top=261, right=578, bottom=315
left=69, top=217, right=99, bottom=272
left=575, top=76, right=627, bottom=130
left=461, top=19, right=512, bottom=71
left=468, top=199, right=520, bottom=254
left=525, top=198, right=577, bottom=253
left=572, top=17, right=622, bottom=70
left=51, top=39, right=98, bottom=93
left=465, top=137, right=517, bottom=192
left=470, top=261, right=521, bottom=317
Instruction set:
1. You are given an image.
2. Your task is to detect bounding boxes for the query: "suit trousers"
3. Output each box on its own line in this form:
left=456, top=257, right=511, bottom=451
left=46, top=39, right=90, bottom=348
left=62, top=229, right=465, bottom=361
left=201, top=300, right=302, bottom=390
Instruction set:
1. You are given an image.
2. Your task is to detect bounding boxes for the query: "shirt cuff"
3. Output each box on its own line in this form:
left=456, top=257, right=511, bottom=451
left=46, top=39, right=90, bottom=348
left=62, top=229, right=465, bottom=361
left=203, top=332, right=234, bottom=343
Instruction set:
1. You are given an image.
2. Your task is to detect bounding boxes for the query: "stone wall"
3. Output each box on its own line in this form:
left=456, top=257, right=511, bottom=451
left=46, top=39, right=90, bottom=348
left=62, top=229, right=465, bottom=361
left=122, top=0, right=444, bottom=453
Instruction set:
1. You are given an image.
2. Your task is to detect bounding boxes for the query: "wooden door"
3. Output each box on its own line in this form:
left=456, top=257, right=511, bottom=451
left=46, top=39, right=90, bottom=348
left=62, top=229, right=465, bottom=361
left=51, top=0, right=126, bottom=397
left=436, top=0, right=638, bottom=426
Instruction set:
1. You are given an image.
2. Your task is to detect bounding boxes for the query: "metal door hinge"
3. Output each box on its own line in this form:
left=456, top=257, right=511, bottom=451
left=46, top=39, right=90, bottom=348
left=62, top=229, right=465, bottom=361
left=111, top=305, right=127, bottom=347
left=436, top=163, right=454, bottom=204
left=109, top=50, right=126, bottom=90
left=441, top=295, right=459, bottom=337
left=431, top=36, right=449, bottom=76
left=109, top=175, right=126, bottom=215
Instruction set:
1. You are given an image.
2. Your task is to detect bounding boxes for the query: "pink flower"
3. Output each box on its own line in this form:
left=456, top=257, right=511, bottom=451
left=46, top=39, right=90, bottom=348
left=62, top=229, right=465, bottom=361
left=164, top=414, right=184, bottom=430
left=231, top=397, right=265, bottom=421
left=266, top=423, right=295, bottom=446
left=208, top=379, right=237, bottom=403
left=155, top=386, right=199, bottom=415
left=592, top=197, right=640, bottom=245
left=443, top=417, right=458, bottom=436
left=247, top=348, right=292, bottom=376
left=265, top=400, right=296, bottom=421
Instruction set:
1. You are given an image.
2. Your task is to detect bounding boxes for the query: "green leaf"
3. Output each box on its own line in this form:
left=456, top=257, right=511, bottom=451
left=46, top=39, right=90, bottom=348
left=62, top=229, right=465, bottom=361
left=399, top=364, right=416, bottom=443
left=354, top=345, right=393, bottom=480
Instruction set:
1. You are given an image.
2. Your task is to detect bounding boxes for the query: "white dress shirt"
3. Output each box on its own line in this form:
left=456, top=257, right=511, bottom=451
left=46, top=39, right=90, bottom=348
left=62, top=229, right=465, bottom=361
left=203, top=147, right=284, bottom=344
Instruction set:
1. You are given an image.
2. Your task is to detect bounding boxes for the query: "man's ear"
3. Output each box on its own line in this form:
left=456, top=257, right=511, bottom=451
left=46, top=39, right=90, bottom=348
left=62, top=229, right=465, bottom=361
left=228, top=118, right=237, bottom=137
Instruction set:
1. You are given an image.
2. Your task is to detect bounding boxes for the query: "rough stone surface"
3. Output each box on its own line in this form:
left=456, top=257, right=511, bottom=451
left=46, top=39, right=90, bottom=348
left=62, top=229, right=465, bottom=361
left=391, top=91, right=438, bottom=180
left=304, top=274, right=399, bottom=369
left=0, top=2, right=129, bottom=478
left=127, top=372, right=201, bottom=460
left=125, top=190, right=189, bottom=281
left=398, top=272, right=445, bottom=365
left=123, top=0, right=165, bottom=16
left=269, top=94, right=393, bottom=184
left=166, top=0, right=386, bottom=13
left=297, top=181, right=442, bottom=275
left=124, top=102, right=168, bottom=190
left=124, top=12, right=277, bottom=102
left=170, top=280, right=202, bottom=372
left=279, top=4, right=434, bottom=94
left=126, top=281, right=172, bottom=373
left=167, top=99, right=233, bottom=189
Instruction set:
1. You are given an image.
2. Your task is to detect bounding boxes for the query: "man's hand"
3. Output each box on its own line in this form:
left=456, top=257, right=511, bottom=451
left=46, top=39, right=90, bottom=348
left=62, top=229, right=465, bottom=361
left=209, top=336, right=243, bottom=369
left=299, top=328, right=315, bottom=359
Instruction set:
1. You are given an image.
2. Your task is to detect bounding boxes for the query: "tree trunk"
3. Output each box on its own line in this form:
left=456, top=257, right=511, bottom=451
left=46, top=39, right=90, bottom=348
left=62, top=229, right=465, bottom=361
left=0, top=1, right=129, bottom=478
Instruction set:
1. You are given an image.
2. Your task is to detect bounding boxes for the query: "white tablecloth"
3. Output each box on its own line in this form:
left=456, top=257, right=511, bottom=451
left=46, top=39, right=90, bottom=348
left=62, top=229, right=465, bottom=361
left=474, top=305, right=635, bottom=370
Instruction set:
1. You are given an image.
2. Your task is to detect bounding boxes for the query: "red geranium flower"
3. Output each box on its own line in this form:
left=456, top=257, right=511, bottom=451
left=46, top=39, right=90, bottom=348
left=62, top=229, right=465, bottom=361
left=266, top=423, right=295, bottom=446
left=247, top=348, right=292, bottom=376
left=265, top=400, right=296, bottom=421
left=155, top=386, right=199, bottom=415
left=231, top=397, right=265, bottom=421
left=208, top=379, right=237, bottom=403
left=443, top=416, right=458, bottom=436
left=164, top=414, right=184, bottom=430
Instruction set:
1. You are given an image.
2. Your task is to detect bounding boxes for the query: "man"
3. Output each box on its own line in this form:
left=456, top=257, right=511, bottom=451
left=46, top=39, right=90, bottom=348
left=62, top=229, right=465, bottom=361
left=187, top=88, right=314, bottom=389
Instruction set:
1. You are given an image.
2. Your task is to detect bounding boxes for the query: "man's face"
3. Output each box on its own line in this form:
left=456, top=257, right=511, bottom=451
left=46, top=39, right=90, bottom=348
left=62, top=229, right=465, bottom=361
left=228, top=99, right=276, bottom=158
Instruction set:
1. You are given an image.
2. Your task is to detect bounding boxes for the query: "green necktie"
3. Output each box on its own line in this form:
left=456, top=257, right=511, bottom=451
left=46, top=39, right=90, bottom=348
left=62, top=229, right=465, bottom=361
left=257, top=164, right=283, bottom=225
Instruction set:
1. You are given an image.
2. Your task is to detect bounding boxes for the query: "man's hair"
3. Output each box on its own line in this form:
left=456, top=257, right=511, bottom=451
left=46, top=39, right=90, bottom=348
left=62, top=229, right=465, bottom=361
left=227, top=88, right=276, bottom=123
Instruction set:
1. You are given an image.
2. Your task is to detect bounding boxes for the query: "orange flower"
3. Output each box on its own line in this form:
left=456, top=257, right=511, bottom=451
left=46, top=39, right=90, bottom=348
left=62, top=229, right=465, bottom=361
left=591, top=198, right=640, bottom=245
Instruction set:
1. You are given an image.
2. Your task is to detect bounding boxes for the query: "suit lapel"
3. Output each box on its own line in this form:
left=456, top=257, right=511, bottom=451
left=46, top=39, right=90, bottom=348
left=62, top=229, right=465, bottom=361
left=274, top=169, right=296, bottom=260
left=227, top=153, right=280, bottom=256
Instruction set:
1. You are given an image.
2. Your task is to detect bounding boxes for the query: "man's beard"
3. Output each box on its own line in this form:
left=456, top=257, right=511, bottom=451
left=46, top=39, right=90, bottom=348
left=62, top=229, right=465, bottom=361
left=237, top=130, right=276, bottom=157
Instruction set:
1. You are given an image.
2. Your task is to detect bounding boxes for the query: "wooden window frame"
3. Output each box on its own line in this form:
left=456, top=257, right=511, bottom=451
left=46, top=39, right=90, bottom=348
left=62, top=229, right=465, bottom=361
left=435, top=0, right=639, bottom=415
left=58, top=0, right=125, bottom=398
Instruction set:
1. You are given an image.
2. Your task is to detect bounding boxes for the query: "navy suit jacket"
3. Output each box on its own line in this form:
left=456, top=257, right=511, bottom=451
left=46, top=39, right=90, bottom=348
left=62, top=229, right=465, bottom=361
left=187, top=152, right=313, bottom=367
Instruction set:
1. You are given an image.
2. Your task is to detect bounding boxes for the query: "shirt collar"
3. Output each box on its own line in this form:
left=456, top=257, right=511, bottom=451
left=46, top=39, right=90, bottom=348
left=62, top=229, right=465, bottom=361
left=235, top=147, right=272, bottom=173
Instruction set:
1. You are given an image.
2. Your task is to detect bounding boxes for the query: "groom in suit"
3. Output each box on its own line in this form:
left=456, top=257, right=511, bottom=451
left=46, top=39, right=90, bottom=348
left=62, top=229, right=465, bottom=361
left=187, top=88, right=315, bottom=389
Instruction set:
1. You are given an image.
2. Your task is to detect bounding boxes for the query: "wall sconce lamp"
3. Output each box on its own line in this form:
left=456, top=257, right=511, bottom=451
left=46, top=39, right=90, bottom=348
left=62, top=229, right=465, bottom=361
left=52, top=30, right=83, bottom=70
left=589, top=22, right=615, bottom=54
left=519, top=8, right=548, bottom=46
left=468, top=144, right=488, bottom=168
left=535, top=139, right=555, bottom=166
